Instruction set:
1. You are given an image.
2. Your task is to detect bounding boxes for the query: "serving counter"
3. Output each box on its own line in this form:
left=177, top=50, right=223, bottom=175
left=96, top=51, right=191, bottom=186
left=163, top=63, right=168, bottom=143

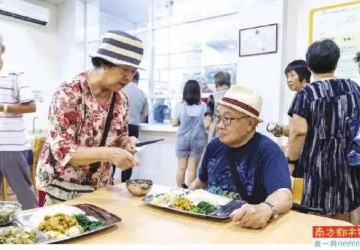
left=60, top=183, right=351, bottom=244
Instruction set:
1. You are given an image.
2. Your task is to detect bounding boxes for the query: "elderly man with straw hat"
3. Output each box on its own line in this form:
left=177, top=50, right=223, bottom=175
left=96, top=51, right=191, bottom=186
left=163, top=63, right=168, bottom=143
left=36, top=30, right=143, bottom=206
left=189, top=85, right=293, bottom=229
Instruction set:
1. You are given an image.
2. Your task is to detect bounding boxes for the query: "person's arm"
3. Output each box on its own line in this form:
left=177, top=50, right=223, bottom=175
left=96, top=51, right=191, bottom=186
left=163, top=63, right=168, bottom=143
left=171, top=102, right=180, bottom=127
left=230, top=188, right=292, bottom=229
left=188, top=177, right=206, bottom=190
left=171, top=118, right=179, bottom=127
left=69, top=146, right=139, bottom=170
left=141, top=91, right=149, bottom=117
left=287, top=114, right=308, bottom=174
left=1, top=71, right=36, bottom=114
left=0, top=101, right=36, bottom=114
left=282, top=124, right=289, bottom=137
left=48, top=86, right=138, bottom=170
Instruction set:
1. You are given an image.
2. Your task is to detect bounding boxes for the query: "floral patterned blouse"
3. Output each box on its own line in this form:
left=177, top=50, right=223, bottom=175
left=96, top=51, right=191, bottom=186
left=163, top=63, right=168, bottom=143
left=36, top=72, right=129, bottom=190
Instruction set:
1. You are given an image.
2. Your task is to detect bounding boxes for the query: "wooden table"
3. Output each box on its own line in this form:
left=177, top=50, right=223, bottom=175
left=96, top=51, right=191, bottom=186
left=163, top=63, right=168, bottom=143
left=60, top=184, right=351, bottom=244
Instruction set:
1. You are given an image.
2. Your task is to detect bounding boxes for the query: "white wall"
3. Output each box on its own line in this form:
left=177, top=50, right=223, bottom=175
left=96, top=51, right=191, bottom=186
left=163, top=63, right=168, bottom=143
left=236, top=0, right=285, bottom=138
left=0, top=0, right=59, bottom=133
left=58, top=0, right=87, bottom=82
left=100, top=12, right=136, bottom=36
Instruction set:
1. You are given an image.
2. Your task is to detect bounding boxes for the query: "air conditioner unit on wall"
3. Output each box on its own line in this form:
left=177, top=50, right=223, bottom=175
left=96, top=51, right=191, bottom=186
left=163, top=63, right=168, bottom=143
left=0, top=0, right=50, bottom=26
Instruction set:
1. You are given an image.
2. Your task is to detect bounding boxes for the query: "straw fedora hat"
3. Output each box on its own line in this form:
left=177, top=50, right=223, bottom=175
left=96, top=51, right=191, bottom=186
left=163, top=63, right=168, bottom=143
left=217, top=85, right=263, bottom=122
left=90, top=30, right=144, bottom=69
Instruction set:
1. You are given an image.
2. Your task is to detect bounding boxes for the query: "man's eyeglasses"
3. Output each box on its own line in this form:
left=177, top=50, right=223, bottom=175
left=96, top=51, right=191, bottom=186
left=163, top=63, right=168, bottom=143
left=212, top=114, right=250, bottom=126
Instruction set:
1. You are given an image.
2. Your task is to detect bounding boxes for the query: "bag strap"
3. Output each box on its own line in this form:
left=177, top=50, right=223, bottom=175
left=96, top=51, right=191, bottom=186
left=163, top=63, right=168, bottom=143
left=226, top=148, right=251, bottom=202
left=89, top=94, right=116, bottom=174
left=99, top=93, right=116, bottom=147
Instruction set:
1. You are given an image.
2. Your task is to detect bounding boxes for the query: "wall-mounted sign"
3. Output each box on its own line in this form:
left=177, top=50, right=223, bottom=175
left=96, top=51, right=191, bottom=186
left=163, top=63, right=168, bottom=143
left=239, top=23, right=278, bottom=57
left=309, top=1, right=360, bottom=78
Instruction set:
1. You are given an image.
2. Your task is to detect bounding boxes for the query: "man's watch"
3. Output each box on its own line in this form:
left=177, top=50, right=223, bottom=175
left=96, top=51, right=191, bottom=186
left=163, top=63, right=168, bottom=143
left=263, top=201, right=279, bottom=220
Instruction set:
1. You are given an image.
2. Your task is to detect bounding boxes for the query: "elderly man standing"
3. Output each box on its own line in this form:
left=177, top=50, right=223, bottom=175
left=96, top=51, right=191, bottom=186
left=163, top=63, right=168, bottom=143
left=204, top=71, right=231, bottom=143
left=190, top=85, right=292, bottom=229
left=0, top=34, right=38, bottom=209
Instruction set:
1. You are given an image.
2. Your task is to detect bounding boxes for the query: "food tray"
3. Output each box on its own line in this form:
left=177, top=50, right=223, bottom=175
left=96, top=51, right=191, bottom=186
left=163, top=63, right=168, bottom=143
left=143, top=190, right=246, bottom=220
left=3, top=203, right=121, bottom=244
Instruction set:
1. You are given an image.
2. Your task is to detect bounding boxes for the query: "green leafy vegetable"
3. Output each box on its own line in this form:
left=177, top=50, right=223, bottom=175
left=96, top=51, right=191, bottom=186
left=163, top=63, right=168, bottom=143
left=74, top=214, right=104, bottom=231
left=190, top=201, right=217, bottom=215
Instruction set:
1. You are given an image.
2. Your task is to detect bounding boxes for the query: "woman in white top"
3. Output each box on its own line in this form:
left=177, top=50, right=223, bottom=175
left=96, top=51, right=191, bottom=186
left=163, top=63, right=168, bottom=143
left=172, top=80, right=207, bottom=188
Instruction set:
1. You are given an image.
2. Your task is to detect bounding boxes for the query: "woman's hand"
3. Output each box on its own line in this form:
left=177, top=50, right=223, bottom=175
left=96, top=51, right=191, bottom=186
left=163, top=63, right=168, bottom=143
left=119, top=136, right=139, bottom=154
left=124, top=136, right=138, bottom=154
left=106, top=147, right=139, bottom=170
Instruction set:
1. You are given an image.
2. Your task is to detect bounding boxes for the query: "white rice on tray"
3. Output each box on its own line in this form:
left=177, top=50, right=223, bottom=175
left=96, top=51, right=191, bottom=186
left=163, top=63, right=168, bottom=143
left=150, top=192, right=180, bottom=207
left=150, top=189, right=231, bottom=207
left=185, top=189, right=232, bottom=206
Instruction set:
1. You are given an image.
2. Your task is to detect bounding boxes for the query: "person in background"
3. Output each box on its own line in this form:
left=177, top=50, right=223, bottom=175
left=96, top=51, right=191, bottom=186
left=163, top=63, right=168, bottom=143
left=36, top=30, right=142, bottom=206
left=172, top=80, right=207, bottom=188
left=0, top=33, right=38, bottom=209
left=189, top=85, right=292, bottom=229
left=193, top=75, right=213, bottom=103
left=153, top=99, right=168, bottom=124
left=354, top=51, right=360, bottom=76
left=267, top=60, right=311, bottom=179
left=267, top=60, right=311, bottom=138
left=204, top=71, right=231, bottom=143
left=287, top=39, right=360, bottom=223
left=121, top=71, right=148, bottom=182
left=350, top=51, right=360, bottom=224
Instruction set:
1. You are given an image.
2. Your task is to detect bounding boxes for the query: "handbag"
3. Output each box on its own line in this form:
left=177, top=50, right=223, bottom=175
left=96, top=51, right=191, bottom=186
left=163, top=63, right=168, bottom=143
left=45, top=179, right=94, bottom=205
left=45, top=94, right=116, bottom=205
left=346, top=117, right=360, bottom=167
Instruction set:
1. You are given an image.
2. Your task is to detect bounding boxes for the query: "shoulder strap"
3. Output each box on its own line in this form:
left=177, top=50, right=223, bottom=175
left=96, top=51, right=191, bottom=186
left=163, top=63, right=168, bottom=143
left=226, top=148, right=251, bottom=202
left=99, top=93, right=116, bottom=146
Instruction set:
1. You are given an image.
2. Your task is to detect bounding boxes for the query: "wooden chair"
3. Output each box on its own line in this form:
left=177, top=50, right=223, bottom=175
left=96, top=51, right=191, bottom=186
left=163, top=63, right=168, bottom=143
left=30, top=137, right=46, bottom=195
left=1, top=178, right=8, bottom=201
left=291, top=176, right=324, bottom=214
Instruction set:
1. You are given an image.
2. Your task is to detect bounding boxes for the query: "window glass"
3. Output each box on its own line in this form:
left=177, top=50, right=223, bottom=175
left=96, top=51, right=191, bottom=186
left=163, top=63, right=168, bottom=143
left=88, top=0, right=240, bottom=124
left=154, top=0, right=239, bottom=26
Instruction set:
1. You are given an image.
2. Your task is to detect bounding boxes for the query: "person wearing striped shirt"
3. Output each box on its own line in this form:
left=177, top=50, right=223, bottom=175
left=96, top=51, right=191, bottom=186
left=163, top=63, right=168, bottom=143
left=0, top=33, right=38, bottom=209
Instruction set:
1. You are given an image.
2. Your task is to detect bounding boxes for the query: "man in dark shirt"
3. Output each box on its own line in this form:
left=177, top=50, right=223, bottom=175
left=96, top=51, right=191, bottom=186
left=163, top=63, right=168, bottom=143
left=190, top=85, right=292, bottom=229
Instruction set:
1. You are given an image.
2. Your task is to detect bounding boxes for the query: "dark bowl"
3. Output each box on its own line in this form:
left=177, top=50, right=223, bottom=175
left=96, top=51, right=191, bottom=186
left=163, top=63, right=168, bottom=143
left=0, top=201, right=22, bottom=226
left=126, top=179, right=153, bottom=196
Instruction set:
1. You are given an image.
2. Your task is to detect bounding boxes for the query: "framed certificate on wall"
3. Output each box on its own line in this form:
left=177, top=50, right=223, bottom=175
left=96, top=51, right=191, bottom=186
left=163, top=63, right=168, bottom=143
left=239, top=23, right=278, bottom=57
left=309, top=1, right=360, bottom=78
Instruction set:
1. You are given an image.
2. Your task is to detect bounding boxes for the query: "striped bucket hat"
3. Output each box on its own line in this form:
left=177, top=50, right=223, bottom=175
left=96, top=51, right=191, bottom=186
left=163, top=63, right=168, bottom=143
left=90, top=30, right=144, bottom=69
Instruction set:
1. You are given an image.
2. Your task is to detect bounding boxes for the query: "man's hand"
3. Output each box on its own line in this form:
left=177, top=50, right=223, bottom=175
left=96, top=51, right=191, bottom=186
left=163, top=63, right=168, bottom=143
left=229, top=203, right=272, bottom=229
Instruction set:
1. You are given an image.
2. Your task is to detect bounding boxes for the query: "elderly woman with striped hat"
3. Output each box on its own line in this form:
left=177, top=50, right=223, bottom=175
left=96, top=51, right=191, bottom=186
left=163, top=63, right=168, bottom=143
left=36, top=30, right=144, bottom=205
